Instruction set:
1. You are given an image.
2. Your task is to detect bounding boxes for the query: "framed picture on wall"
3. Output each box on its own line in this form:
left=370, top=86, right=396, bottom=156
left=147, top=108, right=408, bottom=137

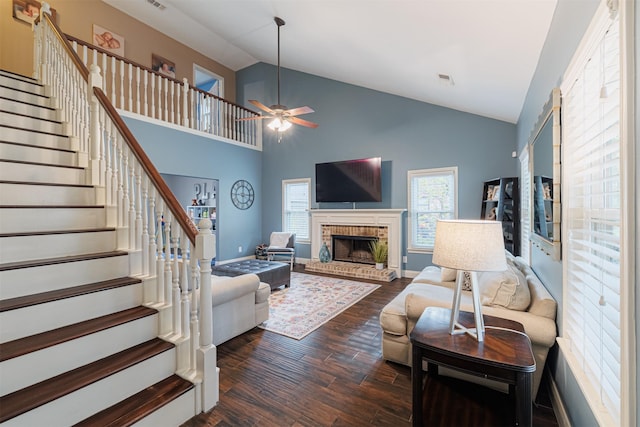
left=12, top=0, right=56, bottom=25
left=92, top=24, right=125, bottom=57
left=151, top=54, right=176, bottom=79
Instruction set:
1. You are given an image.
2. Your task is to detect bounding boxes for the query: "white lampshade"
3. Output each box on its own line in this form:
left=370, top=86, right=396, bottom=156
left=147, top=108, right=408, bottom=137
left=432, top=219, right=507, bottom=272
left=267, top=117, right=292, bottom=132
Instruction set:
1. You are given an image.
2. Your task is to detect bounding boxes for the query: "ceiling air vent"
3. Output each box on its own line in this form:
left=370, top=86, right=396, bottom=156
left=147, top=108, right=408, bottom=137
left=438, top=73, right=455, bottom=86
left=146, top=0, right=166, bottom=10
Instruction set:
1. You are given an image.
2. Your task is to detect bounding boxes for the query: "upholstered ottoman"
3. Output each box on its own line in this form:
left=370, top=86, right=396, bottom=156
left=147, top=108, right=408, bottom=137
left=211, top=259, right=290, bottom=290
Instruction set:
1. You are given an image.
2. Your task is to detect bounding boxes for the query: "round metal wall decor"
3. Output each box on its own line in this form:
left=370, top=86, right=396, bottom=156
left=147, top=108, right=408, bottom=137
left=230, top=179, right=255, bottom=210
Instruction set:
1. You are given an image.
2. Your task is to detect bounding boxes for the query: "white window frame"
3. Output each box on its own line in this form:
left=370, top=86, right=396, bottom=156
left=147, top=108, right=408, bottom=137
left=519, top=146, right=531, bottom=264
left=282, top=178, right=311, bottom=243
left=556, top=1, right=635, bottom=426
left=407, top=167, right=458, bottom=253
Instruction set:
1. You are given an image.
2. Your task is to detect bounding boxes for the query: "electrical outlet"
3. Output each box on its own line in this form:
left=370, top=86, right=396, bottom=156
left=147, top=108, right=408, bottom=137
left=238, top=246, right=243, bottom=253
left=402, top=255, right=408, bottom=263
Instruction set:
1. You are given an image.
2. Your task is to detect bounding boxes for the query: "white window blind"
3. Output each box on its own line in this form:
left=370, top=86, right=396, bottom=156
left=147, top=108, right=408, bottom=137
left=561, top=7, right=623, bottom=425
left=407, top=167, right=457, bottom=251
left=282, top=179, right=310, bottom=241
left=519, top=148, right=531, bottom=262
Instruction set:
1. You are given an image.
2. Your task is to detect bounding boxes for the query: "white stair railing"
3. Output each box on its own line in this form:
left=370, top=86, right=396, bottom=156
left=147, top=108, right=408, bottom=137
left=63, top=34, right=262, bottom=149
left=34, top=6, right=219, bottom=415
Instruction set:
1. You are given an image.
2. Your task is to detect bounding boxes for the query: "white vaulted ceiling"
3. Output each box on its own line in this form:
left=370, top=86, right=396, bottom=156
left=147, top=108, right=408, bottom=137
left=103, top=0, right=557, bottom=123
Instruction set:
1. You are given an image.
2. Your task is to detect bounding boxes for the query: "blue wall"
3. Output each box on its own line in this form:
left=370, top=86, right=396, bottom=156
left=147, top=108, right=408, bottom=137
left=514, top=0, right=632, bottom=425
left=123, top=116, right=263, bottom=262
left=237, top=63, right=518, bottom=272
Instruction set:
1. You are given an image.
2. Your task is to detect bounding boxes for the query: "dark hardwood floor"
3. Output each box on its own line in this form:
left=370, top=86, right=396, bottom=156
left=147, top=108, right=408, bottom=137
left=182, top=266, right=558, bottom=426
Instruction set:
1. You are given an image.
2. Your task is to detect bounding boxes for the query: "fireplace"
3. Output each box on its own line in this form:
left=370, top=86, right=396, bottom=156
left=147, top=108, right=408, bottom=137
left=332, top=235, right=378, bottom=264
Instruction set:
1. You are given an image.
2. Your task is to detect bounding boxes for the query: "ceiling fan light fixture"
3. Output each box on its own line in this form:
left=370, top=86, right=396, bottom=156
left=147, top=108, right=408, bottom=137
left=268, top=117, right=292, bottom=132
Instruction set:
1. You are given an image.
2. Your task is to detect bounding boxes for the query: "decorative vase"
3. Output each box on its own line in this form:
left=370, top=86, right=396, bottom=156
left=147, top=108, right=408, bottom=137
left=375, top=262, right=384, bottom=270
left=319, top=242, right=331, bottom=263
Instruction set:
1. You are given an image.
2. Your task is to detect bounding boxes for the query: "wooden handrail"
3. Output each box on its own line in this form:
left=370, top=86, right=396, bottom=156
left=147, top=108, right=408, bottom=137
left=64, top=33, right=260, bottom=116
left=93, top=87, right=197, bottom=245
left=41, top=12, right=197, bottom=245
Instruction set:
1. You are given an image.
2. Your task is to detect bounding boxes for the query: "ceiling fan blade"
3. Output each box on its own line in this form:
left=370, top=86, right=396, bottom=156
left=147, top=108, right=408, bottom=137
left=249, top=100, right=275, bottom=114
left=284, top=106, right=314, bottom=116
left=236, top=116, right=270, bottom=122
left=289, top=116, right=319, bottom=129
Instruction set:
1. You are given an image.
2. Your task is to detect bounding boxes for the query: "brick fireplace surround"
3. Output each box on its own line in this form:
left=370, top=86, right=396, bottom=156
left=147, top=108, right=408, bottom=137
left=307, top=209, right=405, bottom=282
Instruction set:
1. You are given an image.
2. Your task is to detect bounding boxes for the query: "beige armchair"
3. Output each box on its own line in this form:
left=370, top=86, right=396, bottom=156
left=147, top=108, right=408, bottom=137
left=266, top=232, right=295, bottom=270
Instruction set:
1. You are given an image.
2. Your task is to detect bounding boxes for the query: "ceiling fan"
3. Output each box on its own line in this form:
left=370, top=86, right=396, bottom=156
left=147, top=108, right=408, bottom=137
left=239, top=17, right=318, bottom=133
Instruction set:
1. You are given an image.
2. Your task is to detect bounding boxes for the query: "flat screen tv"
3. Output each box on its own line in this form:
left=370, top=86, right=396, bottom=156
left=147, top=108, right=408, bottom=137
left=315, top=157, right=382, bottom=203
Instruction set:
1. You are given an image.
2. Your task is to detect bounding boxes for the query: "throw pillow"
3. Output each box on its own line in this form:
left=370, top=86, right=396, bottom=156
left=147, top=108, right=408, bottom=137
left=440, top=267, right=457, bottom=282
left=478, top=264, right=530, bottom=311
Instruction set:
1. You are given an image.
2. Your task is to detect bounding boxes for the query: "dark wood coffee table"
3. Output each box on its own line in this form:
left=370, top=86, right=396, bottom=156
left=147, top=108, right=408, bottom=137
left=410, top=307, right=536, bottom=426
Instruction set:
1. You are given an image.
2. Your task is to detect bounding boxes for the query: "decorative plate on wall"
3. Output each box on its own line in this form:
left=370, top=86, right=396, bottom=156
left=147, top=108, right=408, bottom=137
left=230, top=179, right=254, bottom=210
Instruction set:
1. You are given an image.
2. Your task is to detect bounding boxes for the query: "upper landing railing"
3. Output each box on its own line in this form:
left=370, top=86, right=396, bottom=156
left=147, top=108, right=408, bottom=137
left=65, top=34, right=262, bottom=149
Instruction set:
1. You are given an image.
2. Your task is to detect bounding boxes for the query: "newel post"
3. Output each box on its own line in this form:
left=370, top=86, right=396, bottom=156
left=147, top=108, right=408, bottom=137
left=87, top=64, right=103, bottom=187
left=195, top=219, right=218, bottom=410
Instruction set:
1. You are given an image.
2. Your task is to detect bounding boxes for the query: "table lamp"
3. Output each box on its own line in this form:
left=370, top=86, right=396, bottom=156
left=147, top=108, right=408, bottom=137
left=432, top=219, right=507, bottom=341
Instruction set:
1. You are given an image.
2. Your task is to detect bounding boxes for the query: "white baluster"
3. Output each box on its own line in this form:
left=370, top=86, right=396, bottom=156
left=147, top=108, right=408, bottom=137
left=172, top=228, right=181, bottom=337
left=110, top=123, right=119, bottom=209
left=127, top=62, right=133, bottom=112
left=180, top=236, right=190, bottom=339
left=156, top=200, right=165, bottom=304
left=116, top=135, right=125, bottom=228
left=189, top=252, right=199, bottom=373
left=141, top=175, right=150, bottom=276
left=163, top=212, right=173, bottom=311
left=87, top=64, right=102, bottom=186
left=150, top=73, right=156, bottom=119
left=149, top=188, right=158, bottom=279
left=143, top=70, right=149, bottom=117
left=170, top=81, right=175, bottom=124
left=183, top=78, right=189, bottom=127
left=110, top=56, right=116, bottom=105
left=136, top=67, right=141, bottom=114
left=103, top=109, right=113, bottom=206
left=163, top=77, right=169, bottom=122
left=101, top=53, right=107, bottom=92
left=118, top=60, right=124, bottom=109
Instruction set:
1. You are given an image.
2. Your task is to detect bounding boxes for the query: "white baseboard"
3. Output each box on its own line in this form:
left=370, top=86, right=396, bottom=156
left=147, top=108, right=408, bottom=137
left=549, top=374, right=571, bottom=427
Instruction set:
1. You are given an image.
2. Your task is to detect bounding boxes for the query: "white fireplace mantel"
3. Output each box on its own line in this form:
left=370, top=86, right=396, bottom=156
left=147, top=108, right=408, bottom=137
left=310, top=209, right=406, bottom=277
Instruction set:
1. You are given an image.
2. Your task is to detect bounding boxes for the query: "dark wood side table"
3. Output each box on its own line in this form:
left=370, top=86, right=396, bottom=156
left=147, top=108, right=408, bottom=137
left=410, top=307, right=536, bottom=426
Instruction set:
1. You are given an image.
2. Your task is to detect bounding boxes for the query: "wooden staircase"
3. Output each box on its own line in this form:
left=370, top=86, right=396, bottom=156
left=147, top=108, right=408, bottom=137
left=0, top=69, right=196, bottom=426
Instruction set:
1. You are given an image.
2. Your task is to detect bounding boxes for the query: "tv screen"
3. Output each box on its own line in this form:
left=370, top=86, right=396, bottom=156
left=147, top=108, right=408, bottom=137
left=315, top=157, right=382, bottom=203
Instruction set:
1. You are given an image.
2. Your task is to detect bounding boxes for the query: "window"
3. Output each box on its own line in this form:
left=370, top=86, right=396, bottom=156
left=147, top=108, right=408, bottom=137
left=282, top=178, right=310, bottom=242
left=408, top=167, right=457, bottom=252
left=519, top=147, right=531, bottom=262
left=557, top=2, right=634, bottom=425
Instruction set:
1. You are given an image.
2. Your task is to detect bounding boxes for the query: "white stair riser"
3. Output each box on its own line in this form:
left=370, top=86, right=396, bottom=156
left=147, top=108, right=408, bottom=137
left=2, top=349, right=176, bottom=427
left=0, top=97, right=58, bottom=121
left=0, top=207, right=106, bottom=233
left=0, top=313, right=159, bottom=395
left=0, top=142, right=76, bottom=168
left=0, top=282, right=143, bottom=342
left=133, top=388, right=196, bottom=427
left=0, top=86, right=49, bottom=107
left=0, top=112, right=65, bottom=135
left=0, top=230, right=116, bottom=263
left=0, top=126, right=71, bottom=150
left=0, top=254, right=130, bottom=300
left=0, top=183, right=96, bottom=206
left=0, top=74, right=45, bottom=95
left=0, top=161, right=83, bottom=185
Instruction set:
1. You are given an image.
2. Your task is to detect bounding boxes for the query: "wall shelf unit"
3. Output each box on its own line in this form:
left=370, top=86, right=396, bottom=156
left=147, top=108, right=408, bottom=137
left=480, top=177, right=520, bottom=255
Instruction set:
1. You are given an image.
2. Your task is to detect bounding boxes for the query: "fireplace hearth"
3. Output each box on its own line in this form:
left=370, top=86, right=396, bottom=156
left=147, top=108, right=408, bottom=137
left=332, top=235, right=377, bottom=265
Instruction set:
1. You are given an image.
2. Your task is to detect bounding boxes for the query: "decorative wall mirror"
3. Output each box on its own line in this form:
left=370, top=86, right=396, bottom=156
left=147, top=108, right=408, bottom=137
left=528, top=88, right=561, bottom=260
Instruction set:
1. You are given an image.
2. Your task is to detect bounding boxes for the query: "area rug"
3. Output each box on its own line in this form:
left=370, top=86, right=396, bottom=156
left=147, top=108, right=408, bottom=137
left=258, top=272, right=380, bottom=340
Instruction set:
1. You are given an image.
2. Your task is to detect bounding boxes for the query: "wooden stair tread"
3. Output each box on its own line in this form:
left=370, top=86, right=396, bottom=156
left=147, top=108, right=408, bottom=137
left=0, top=205, right=105, bottom=209
left=0, top=180, right=93, bottom=188
left=0, top=276, right=142, bottom=312
left=0, top=338, right=174, bottom=423
left=0, top=227, right=116, bottom=238
left=73, top=374, right=194, bottom=427
left=0, top=250, right=128, bottom=271
left=0, top=306, right=157, bottom=362
left=0, top=109, right=63, bottom=124
left=0, top=84, right=49, bottom=99
left=0, top=69, right=41, bottom=84
left=0, top=140, right=75, bottom=154
left=0, top=158, right=82, bottom=170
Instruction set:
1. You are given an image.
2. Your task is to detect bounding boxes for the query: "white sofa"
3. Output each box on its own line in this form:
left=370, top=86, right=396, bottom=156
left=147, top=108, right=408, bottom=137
left=211, top=273, right=270, bottom=345
left=379, top=253, right=557, bottom=399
